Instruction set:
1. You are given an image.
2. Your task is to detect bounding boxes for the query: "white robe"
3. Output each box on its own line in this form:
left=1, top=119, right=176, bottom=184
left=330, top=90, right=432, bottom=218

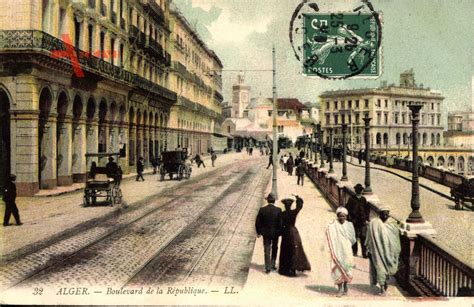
left=326, top=220, right=357, bottom=284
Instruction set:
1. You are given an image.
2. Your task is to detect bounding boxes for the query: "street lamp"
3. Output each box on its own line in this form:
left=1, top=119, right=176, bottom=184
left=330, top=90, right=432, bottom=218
left=328, top=127, right=334, bottom=173
left=312, top=123, right=317, bottom=163
left=363, top=112, right=372, bottom=194
left=407, top=102, right=424, bottom=223
left=339, top=109, right=349, bottom=181
left=318, top=123, right=325, bottom=168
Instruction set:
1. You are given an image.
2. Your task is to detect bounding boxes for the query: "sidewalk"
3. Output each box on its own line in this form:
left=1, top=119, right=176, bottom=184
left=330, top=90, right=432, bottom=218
left=242, top=151, right=407, bottom=304
left=0, top=152, right=248, bottom=258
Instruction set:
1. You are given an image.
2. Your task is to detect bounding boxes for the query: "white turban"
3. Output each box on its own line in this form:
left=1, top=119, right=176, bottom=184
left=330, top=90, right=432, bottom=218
left=336, top=206, right=348, bottom=216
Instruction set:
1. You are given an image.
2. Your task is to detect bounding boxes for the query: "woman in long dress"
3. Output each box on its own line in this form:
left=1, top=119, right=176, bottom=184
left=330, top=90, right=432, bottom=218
left=278, top=195, right=311, bottom=276
left=326, top=206, right=357, bottom=297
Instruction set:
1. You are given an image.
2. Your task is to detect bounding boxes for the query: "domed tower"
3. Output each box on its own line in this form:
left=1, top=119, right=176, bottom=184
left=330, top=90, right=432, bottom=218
left=232, top=72, right=251, bottom=118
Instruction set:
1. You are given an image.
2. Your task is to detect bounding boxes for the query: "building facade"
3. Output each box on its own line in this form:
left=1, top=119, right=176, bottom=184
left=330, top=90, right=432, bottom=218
left=319, top=70, right=444, bottom=152
left=168, top=7, right=224, bottom=155
left=0, top=0, right=223, bottom=195
left=444, top=111, right=474, bottom=148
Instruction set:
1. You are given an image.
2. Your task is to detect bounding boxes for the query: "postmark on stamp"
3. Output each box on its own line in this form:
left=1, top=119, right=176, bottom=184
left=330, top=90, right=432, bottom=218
left=303, top=12, right=381, bottom=79
left=289, top=1, right=382, bottom=80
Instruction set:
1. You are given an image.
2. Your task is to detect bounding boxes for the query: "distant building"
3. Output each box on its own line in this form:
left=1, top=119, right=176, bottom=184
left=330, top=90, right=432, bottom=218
left=444, top=111, right=474, bottom=148
left=319, top=69, right=444, bottom=151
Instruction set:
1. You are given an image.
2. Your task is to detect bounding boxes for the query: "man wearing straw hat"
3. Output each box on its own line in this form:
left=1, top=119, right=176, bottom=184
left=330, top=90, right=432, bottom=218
left=255, top=193, right=282, bottom=273
left=365, top=206, right=401, bottom=296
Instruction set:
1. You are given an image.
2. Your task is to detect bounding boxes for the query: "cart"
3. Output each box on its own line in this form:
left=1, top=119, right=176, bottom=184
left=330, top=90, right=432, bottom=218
left=159, top=149, right=192, bottom=181
left=450, top=177, right=474, bottom=210
left=83, top=152, right=123, bottom=207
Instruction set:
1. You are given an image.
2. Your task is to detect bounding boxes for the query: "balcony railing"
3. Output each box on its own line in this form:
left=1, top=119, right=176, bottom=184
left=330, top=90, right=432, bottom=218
left=88, top=0, right=96, bottom=9
left=145, top=37, right=163, bottom=56
left=144, top=0, right=165, bottom=24
left=128, top=25, right=146, bottom=48
left=0, top=30, right=176, bottom=103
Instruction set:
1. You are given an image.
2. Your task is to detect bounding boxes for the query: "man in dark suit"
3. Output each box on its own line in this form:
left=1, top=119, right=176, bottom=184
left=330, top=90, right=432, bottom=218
left=3, top=174, right=22, bottom=226
left=346, top=183, right=370, bottom=257
left=255, top=193, right=282, bottom=273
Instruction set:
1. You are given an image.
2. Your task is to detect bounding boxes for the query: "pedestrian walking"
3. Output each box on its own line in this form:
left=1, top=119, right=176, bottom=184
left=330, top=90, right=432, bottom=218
left=345, top=184, right=370, bottom=257
left=296, top=162, right=305, bottom=186
left=326, top=207, right=356, bottom=297
left=3, top=174, right=22, bottom=226
left=136, top=157, right=145, bottom=181
left=211, top=151, right=217, bottom=167
left=282, top=154, right=288, bottom=171
left=194, top=153, right=206, bottom=168
left=278, top=195, right=311, bottom=276
left=358, top=150, right=363, bottom=164
left=365, top=207, right=401, bottom=296
left=266, top=154, right=273, bottom=169
left=249, top=147, right=253, bottom=156
left=279, top=155, right=285, bottom=171
left=255, top=193, right=282, bottom=273
left=286, top=154, right=294, bottom=176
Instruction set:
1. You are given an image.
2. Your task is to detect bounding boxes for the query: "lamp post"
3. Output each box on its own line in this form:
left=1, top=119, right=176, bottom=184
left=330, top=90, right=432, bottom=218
left=271, top=45, right=278, bottom=199
left=318, top=123, right=325, bottom=168
left=407, top=102, right=424, bottom=223
left=328, top=127, right=334, bottom=173
left=312, top=123, right=317, bottom=164
left=340, top=110, right=348, bottom=181
left=363, top=113, right=372, bottom=194
left=309, top=128, right=313, bottom=160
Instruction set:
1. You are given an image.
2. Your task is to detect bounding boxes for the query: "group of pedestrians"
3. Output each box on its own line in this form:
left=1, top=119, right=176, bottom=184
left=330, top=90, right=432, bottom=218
left=255, top=185, right=401, bottom=297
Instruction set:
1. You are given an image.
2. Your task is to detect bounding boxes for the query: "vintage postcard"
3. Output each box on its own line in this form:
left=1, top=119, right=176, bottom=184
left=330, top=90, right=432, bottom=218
left=0, top=0, right=472, bottom=305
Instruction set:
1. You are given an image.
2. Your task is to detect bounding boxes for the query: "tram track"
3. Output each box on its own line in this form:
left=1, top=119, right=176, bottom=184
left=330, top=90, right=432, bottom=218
left=2, top=158, right=266, bottom=292
left=125, top=159, right=267, bottom=287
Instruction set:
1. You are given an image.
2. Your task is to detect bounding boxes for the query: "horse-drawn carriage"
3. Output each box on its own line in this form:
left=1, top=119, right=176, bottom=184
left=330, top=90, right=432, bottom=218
left=83, top=152, right=123, bottom=207
left=450, top=177, right=474, bottom=210
left=159, top=149, right=192, bottom=181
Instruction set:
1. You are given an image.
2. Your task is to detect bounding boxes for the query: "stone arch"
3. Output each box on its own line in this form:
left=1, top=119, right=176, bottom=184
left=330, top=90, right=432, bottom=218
left=447, top=156, right=455, bottom=170
left=422, top=133, right=427, bottom=146
left=86, top=96, right=96, bottom=120
left=436, top=133, right=441, bottom=146
left=396, top=132, right=401, bottom=145
left=468, top=156, right=474, bottom=175
left=38, top=87, right=54, bottom=188
left=437, top=156, right=445, bottom=167
left=376, top=133, right=381, bottom=146
left=71, top=94, right=84, bottom=182
left=56, top=91, right=70, bottom=185
left=72, top=95, right=83, bottom=120
left=98, top=99, right=108, bottom=152
left=136, top=110, right=142, bottom=160
left=383, top=133, right=388, bottom=145
left=118, top=105, right=126, bottom=125
left=128, top=107, right=135, bottom=165
left=457, top=156, right=465, bottom=174
left=426, top=156, right=434, bottom=166
left=109, top=101, right=118, bottom=124
left=431, top=133, right=435, bottom=146
left=0, top=87, right=11, bottom=190
left=403, top=133, right=408, bottom=145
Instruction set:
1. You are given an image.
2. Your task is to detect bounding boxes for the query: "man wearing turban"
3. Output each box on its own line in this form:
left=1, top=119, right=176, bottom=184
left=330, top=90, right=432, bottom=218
left=326, top=206, right=356, bottom=297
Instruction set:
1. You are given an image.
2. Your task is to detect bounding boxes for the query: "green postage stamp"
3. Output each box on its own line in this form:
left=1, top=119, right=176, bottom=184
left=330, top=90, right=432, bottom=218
left=302, top=12, right=381, bottom=79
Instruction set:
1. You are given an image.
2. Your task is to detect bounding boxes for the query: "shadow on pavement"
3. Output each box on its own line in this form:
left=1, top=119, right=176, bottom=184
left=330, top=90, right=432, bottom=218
left=305, top=284, right=338, bottom=295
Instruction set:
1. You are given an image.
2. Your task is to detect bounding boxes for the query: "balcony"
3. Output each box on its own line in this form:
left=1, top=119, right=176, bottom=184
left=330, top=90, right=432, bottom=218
left=145, top=37, right=163, bottom=57
left=88, top=0, right=96, bottom=9
left=0, top=30, right=177, bottom=103
left=128, top=25, right=146, bottom=48
left=120, top=17, right=125, bottom=29
left=143, top=0, right=165, bottom=24
left=111, top=12, right=117, bottom=24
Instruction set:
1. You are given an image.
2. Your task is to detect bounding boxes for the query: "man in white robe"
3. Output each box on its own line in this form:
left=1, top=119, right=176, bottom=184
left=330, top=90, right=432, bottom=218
left=365, top=207, right=401, bottom=296
left=326, top=206, right=356, bottom=297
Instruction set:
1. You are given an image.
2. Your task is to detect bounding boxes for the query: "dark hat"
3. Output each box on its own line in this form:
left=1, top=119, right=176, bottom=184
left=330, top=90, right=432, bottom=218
left=281, top=198, right=294, bottom=207
left=9, top=174, right=16, bottom=181
left=354, top=184, right=364, bottom=193
left=265, top=193, right=276, bottom=203
left=108, top=156, right=114, bottom=161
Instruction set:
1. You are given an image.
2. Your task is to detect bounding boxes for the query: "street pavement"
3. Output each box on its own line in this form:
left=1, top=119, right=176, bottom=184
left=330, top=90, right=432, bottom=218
left=1, top=153, right=240, bottom=259
left=241, top=149, right=407, bottom=305
left=331, top=159, right=473, bottom=264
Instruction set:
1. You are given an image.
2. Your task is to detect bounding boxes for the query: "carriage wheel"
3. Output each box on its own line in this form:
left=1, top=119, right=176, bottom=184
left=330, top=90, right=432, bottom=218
left=178, top=165, right=184, bottom=181
left=83, top=191, right=90, bottom=207
left=186, top=166, right=191, bottom=179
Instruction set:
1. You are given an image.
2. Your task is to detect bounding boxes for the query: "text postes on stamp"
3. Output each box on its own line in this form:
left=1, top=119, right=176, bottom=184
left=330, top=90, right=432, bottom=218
left=302, top=12, right=381, bottom=79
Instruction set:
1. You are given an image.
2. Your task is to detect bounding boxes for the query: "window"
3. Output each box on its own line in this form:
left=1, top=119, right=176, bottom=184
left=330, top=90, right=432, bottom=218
left=402, top=113, right=406, bottom=124
left=100, top=31, right=105, bottom=59
left=364, top=99, right=369, bottom=108
left=74, top=18, right=81, bottom=48
left=377, top=112, right=381, bottom=124
left=355, top=100, right=359, bottom=108
left=377, top=99, right=381, bottom=107
left=355, top=113, right=360, bottom=124
left=431, top=103, right=434, bottom=110
left=110, top=38, right=115, bottom=65
left=326, top=114, right=330, bottom=125
left=334, top=114, right=338, bottom=124
left=385, top=99, right=388, bottom=108
left=384, top=113, right=388, bottom=124
left=348, top=100, right=352, bottom=108
left=395, top=113, right=399, bottom=124
left=88, top=24, right=94, bottom=53
left=119, top=44, right=124, bottom=67
left=334, top=101, right=338, bottom=110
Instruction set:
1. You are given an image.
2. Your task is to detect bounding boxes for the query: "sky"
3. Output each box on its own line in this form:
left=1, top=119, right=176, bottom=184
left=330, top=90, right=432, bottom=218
left=173, top=0, right=473, bottom=125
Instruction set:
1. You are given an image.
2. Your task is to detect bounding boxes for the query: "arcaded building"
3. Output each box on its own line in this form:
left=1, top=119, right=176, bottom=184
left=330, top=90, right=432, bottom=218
left=0, top=0, right=223, bottom=195
left=319, top=70, right=445, bottom=151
